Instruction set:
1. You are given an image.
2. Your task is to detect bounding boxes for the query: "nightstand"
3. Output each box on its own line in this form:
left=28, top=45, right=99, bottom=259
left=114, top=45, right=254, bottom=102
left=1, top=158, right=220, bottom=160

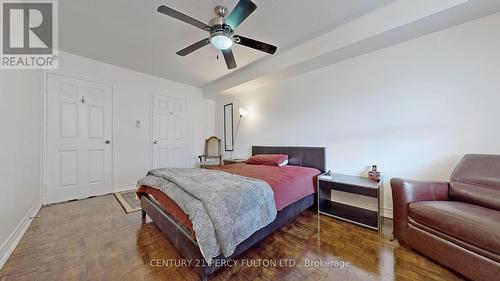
left=223, top=158, right=247, bottom=165
left=318, top=173, right=383, bottom=232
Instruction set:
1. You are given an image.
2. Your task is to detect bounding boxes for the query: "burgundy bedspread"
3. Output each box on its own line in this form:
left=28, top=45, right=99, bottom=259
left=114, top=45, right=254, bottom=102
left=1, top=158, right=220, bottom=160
left=211, top=163, right=320, bottom=210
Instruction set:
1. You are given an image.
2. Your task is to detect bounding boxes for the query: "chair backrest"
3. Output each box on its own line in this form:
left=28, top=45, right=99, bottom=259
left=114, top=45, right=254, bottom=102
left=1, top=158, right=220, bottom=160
left=450, top=154, right=500, bottom=211
left=205, top=136, right=221, bottom=158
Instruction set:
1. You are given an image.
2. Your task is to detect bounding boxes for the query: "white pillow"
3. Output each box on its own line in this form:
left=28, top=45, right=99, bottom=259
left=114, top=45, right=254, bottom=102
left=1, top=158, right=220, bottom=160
left=278, top=159, right=288, bottom=167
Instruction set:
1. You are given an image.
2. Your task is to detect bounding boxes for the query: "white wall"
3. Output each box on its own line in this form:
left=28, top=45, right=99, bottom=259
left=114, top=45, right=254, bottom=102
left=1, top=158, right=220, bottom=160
left=215, top=12, right=500, bottom=216
left=0, top=70, right=43, bottom=267
left=51, top=51, right=215, bottom=191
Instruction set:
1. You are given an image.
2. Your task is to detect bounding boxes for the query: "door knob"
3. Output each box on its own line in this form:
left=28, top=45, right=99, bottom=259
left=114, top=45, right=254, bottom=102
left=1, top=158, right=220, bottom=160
left=105, top=140, right=111, bottom=144
left=153, top=140, right=158, bottom=144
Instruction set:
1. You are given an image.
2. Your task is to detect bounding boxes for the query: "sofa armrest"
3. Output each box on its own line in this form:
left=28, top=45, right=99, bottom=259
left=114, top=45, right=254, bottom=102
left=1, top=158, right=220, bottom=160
left=390, top=178, right=450, bottom=246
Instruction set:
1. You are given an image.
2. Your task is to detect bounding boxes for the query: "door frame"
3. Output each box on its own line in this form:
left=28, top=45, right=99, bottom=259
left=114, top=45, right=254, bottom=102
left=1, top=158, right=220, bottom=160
left=41, top=71, right=114, bottom=205
left=150, top=93, right=187, bottom=170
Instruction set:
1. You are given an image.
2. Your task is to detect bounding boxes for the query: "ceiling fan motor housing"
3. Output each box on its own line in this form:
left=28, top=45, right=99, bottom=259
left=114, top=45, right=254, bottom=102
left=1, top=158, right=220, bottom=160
left=214, top=5, right=228, bottom=17
left=209, top=6, right=232, bottom=32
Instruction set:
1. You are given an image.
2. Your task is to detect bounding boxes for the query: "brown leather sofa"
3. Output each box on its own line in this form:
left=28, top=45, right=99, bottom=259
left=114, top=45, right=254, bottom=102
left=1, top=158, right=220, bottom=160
left=391, top=154, right=500, bottom=281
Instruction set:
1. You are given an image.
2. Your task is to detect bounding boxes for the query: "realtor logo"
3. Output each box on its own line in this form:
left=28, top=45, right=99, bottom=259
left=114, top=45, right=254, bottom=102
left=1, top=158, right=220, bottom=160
left=1, top=0, right=58, bottom=69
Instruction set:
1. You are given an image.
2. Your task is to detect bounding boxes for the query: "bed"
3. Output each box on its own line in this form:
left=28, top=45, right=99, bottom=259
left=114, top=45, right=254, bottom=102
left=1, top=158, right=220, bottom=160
left=138, top=146, right=325, bottom=281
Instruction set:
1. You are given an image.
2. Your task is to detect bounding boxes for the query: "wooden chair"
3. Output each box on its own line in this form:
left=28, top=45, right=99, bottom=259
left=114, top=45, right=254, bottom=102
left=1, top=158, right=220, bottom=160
left=199, top=136, right=222, bottom=168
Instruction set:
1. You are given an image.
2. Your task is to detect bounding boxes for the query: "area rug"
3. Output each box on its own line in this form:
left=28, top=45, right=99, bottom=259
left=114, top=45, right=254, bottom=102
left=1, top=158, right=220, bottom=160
left=114, top=190, right=141, bottom=213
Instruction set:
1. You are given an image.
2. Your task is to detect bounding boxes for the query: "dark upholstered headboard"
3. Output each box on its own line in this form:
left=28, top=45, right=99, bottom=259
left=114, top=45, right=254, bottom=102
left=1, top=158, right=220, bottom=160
left=252, top=146, right=326, bottom=173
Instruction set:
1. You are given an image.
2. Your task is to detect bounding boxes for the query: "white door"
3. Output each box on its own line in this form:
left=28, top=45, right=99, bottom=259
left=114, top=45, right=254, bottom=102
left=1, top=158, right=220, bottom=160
left=152, top=95, right=186, bottom=169
left=45, top=73, right=113, bottom=203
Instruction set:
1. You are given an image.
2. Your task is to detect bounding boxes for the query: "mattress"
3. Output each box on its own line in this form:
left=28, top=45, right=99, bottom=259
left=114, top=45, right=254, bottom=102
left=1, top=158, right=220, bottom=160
left=137, top=163, right=320, bottom=238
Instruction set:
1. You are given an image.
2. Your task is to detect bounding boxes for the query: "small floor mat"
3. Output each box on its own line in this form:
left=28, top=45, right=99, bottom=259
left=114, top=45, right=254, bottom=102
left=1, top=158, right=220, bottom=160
left=114, top=190, right=141, bottom=213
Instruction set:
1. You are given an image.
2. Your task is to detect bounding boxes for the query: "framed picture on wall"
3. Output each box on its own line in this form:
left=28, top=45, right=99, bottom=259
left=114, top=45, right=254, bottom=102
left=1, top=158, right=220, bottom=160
left=224, top=103, right=234, bottom=151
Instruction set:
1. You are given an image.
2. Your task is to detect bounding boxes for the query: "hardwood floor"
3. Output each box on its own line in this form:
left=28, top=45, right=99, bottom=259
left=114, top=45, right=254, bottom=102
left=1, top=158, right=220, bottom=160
left=0, top=195, right=463, bottom=281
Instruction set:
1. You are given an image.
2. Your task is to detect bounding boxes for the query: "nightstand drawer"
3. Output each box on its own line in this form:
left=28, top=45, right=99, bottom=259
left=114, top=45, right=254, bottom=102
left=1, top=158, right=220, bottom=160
left=319, top=179, right=378, bottom=198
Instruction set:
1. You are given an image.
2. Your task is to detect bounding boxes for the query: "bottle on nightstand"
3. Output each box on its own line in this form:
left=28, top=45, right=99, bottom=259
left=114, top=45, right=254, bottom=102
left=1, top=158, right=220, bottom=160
left=368, top=165, right=381, bottom=182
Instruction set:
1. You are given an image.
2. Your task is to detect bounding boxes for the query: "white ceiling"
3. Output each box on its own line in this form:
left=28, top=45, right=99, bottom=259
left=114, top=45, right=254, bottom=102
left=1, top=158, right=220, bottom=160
left=203, top=0, right=500, bottom=96
left=59, top=0, right=392, bottom=87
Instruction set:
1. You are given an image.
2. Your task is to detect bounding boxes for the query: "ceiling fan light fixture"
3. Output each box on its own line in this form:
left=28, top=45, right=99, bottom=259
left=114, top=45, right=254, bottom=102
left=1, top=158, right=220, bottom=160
left=210, top=32, right=233, bottom=50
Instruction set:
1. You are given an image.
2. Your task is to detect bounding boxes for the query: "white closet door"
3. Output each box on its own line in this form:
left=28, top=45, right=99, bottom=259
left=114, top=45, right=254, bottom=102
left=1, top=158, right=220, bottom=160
left=152, top=95, right=186, bottom=169
left=46, top=73, right=113, bottom=204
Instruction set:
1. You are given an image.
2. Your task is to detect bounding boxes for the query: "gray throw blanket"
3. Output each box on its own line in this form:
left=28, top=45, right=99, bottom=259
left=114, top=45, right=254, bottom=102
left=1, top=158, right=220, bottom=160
left=137, top=168, right=277, bottom=264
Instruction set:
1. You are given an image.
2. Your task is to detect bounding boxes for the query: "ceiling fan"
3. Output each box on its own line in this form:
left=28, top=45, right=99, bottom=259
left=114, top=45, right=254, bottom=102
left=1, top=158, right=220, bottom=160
left=157, top=0, right=277, bottom=69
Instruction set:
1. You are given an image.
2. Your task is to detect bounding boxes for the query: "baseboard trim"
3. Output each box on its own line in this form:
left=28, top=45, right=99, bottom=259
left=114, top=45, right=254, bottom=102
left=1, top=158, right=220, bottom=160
left=383, top=208, right=393, bottom=219
left=0, top=198, right=42, bottom=270
left=112, top=183, right=136, bottom=193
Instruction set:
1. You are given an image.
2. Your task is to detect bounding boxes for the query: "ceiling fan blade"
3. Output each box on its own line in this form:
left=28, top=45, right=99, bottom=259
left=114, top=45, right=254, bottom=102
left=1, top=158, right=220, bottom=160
left=234, top=35, right=277, bottom=55
left=225, top=0, right=257, bottom=30
left=157, top=5, right=210, bottom=31
left=222, top=48, right=237, bottom=69
left=176, top=38, right=210, bottom=56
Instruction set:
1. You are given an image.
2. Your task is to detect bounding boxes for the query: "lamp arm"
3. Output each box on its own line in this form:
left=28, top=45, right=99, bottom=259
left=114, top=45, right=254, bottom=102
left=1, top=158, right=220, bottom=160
left=233, top=115, right=242, bottom=146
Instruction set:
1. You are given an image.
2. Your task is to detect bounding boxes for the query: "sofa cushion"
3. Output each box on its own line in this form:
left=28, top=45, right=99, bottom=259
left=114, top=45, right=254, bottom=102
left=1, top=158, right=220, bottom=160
left=450, top=154, right=500, bottom=211
left=409, top=201, right=500, bottom=256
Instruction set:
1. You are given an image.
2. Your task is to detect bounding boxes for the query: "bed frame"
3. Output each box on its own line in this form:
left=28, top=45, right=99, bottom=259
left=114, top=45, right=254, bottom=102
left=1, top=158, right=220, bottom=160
left=140, top=146, right=325, bottom=281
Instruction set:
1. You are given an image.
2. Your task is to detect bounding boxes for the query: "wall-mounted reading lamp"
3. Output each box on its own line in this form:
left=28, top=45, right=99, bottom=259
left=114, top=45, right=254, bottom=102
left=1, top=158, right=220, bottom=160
left=233, top=107, right=248, bottom=154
